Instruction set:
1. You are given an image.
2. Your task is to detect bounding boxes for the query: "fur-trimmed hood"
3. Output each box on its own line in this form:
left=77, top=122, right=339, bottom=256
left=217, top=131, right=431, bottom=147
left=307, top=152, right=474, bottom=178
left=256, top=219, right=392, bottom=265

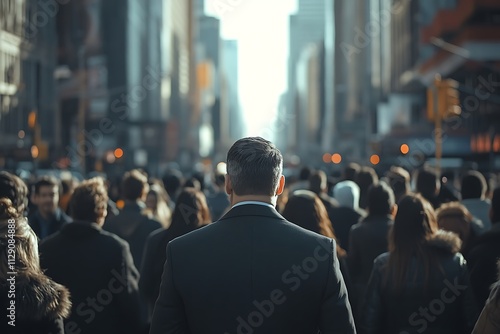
left=3, top=275, right=71, bottom=322
left=427, top=230, right=462, bottom=254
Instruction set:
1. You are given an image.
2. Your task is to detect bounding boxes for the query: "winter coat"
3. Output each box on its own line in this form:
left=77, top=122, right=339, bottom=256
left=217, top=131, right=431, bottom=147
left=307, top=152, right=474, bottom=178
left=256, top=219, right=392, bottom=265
left=0, top=275, right=71, bottom=334
left=359, top=230, right=478, bottom=334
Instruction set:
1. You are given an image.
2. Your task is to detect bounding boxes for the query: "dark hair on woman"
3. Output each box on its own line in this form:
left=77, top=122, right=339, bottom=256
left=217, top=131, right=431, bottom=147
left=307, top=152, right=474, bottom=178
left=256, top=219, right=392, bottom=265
left=386, top=193, right=439, bottom=293
left=282, top=190, right=345, bottom=257
left=0, top=171, right=28, bottom=214
left=169, top=188, right=211, bottom=236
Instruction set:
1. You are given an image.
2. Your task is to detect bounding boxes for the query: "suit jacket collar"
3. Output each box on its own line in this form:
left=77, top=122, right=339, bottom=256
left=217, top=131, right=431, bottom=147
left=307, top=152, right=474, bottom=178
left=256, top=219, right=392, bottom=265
left=218, top=203, right=286, bottom=222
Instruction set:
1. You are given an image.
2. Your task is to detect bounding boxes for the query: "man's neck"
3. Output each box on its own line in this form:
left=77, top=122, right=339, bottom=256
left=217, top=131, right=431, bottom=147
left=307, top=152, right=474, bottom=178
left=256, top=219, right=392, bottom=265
left=231, top=195, right=276, bottom=207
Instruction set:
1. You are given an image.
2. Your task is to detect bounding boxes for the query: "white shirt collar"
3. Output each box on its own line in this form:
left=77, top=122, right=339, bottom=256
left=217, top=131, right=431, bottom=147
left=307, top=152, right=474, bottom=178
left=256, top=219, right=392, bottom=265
left=232, top=201, right=275, bottom=209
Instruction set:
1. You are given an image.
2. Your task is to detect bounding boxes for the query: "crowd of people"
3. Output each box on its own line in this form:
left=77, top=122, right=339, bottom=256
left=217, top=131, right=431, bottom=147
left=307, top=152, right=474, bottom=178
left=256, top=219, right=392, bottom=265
left=0, top=136, right=499, bottom=333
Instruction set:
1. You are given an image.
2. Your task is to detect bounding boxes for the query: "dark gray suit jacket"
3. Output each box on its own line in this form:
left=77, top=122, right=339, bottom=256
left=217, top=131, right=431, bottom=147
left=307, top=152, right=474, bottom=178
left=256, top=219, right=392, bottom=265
left=150, top=203, right=356, bottom=334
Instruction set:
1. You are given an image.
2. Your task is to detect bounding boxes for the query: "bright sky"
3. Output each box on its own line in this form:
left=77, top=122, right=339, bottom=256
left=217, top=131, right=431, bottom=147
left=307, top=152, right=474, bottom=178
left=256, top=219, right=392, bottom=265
left=205, top=0, right=297, bottom=140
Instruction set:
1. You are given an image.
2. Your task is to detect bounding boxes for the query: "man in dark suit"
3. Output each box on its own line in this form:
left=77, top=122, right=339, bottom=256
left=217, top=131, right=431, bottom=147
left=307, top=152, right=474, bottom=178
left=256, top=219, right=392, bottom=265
left=150, top=137, right=355, bottom=334
left=40, top=177, right=143, bottom=334
left=28, top=176, right=72, bottom=239
left=468, top=186, right=500, bottom=309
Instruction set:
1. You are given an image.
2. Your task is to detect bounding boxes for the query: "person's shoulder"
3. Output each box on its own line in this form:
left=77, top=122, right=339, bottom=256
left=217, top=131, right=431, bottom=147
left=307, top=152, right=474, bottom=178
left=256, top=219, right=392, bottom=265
left=98, top=228, right=131, bottom=249
left=373, top=252, right=390, bottom=267
left=428, top=230, right=462, bottom=256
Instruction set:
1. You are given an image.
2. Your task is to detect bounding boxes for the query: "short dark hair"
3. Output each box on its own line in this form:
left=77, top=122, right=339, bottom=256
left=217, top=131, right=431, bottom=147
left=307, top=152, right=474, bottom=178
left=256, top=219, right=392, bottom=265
left=309, top=170, right=327, bottom=194
left=69, top=177, right=108, bottom=222
left=415, top=168, right=438, bottom=199
left=461, top=171, right=487, bottom=200
left=121, top=169, right=148, bottom=201
left=344, top=163, right=360, bottom=181
left=0, top=171, right=28, bottom=214
left=367, top=181, right=395, bottom=215
left=226, top=137, right=283, bottom=196
left=491, top=187, right=500, bottom=223
left=385, top=166, right=410, bottom=202
left=33, top=176, right=59, bottom=194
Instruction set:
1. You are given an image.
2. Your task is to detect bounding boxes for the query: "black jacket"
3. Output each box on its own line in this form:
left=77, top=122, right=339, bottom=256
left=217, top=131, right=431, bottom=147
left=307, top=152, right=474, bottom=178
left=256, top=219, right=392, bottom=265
left=140, top=224, right=201, bottom=316
left=103, top=202, right=162, bottom=269
left=348, top=214, right=393, bottom=286
left=0, top=275, right=71, bottom=334
left=28, top=208, right=72, bottom=240
left=149, top=203, right=356, bottom=334
left=359, top=231, right=478, bottom=334
left=40, top=221, right=142, bottom=334
left=467, top=223, right=500, bottom=308
left=330, top=206, right=365, bottom=252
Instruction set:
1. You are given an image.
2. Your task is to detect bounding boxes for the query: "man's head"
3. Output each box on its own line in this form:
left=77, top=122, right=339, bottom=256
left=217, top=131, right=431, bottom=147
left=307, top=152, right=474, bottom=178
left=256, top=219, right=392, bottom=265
left=384, top=166, right=411, bottom=203
left=461, top=171, right=487, bottom=200
left=367, top=181, right=396, bottom=216
left=309, top=170, right=327, bottom=195
left=32, top=176, right=60, bottom=216
left=69, top=177, right=108, bottom=225
left=415, top=168, right=440, bottom=199
left=121, top=169, right=149, bottom=202
left=226, top=137, right=284, bottom=198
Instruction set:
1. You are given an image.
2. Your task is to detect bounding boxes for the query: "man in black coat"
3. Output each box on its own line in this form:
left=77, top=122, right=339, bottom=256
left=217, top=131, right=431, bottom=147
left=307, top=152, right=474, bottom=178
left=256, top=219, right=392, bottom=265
left=149, top=137, right=355, bottom=334
left=40, top=177, right=143, bottom=334
left=103, top=169, right=162, bottom=270
left=467, top=186, right=500, bottom=309
left=28, top=176, right=72, bottom=239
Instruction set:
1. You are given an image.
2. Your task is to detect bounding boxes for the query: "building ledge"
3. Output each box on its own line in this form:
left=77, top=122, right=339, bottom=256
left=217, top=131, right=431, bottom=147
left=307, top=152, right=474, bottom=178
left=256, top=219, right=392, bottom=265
left=418, top=27, right=500, bottom=85
left=421, top=0, right=500, bottom=44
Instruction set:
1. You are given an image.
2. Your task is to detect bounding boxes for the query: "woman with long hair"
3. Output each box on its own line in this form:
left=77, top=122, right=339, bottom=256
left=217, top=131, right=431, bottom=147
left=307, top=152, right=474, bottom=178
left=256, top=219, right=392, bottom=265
left=140, top=188, right=212, bottom=318
left=282, top=190, right=349, bottom=282
left=145, top=182, right=172, bottom=228
left=359, top=194, right=477, bottom=334
left=0, top=198, right=71, bottom=333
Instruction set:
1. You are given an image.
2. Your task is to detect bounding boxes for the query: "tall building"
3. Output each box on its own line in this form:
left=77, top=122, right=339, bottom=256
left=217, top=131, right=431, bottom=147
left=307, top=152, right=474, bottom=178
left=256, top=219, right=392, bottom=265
left=324, top=0, right=372, bottom=164
left=221, top=40, right=244, bottom=143
left=286, top=0, right=326, bottom=160
left=0, top=0, right=58, bottom=169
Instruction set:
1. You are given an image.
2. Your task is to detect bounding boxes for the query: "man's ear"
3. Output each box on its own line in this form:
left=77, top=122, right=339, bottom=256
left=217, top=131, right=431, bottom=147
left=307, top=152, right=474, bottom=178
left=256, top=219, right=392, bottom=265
left=391, top=204, right=398, bottom=219
left=225, top=174, right=232, bottom=195
left=276, top=175, right=285, bottom=196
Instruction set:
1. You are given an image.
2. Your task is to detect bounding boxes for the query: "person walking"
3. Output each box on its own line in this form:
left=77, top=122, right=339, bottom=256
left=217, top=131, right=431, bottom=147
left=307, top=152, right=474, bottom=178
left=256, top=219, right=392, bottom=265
left=149, top=137, right=355, bottom=334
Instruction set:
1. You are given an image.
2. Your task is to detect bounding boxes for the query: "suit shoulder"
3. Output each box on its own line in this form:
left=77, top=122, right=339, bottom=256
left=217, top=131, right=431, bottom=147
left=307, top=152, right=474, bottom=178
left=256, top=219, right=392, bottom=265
left=98, top=229, right=131, bottom=250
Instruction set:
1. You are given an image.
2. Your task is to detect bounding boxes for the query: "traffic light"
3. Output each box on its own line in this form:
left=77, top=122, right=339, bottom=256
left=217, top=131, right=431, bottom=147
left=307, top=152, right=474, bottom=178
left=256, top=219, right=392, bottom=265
left=426, top=76, right=461, bottom=121
left=438, top=78, right=461, bottom=118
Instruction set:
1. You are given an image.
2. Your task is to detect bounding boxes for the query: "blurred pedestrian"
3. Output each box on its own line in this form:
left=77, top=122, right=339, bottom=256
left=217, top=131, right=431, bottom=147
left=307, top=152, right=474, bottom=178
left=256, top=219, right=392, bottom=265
left=145, top=183, right=172, bottom=228
left=461, top=170, right=491, bottom=235
left=356, top=166, right=378, bottom=211
left=149, top=137, right=355, bottom=334
left=282, top=189, right=349, bottom=286
left=0, top=170, right=29, bottom=215
left=140, top=188, right=211, bottom=318
left=348, top=182, right=395, bottom=320
left=330, top=180, right=366, bottom=251
left=414, top=167, right=442, bottom=209
left=383, top=166, right=410, bottom=204
left=104, top=169, right=162, bottom=269
left=436, top=202, right=477, bottom=255
left=28, top=176, right=72, bottom=240
left=359, top=194, right=477, bottom=334
left=309, top=170, right=339, bottom=220
left=206, top=172, right=230, bottom=221
left=0, top=198, right=71, bottom=334
left=467, top=187, right=500, bottom=309
left=40, top=178, right=142, bottom=334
